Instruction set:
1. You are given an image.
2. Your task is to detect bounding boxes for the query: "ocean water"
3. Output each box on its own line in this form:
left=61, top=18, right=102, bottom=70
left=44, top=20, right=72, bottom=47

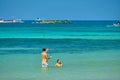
left=0, top=21, right=120, bottom=39
left=0, top=21, right=120, bottom=80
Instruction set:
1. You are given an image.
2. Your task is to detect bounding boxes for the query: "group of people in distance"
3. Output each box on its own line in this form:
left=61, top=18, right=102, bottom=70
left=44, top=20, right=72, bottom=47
left=41, top=48, right=62, bottom=68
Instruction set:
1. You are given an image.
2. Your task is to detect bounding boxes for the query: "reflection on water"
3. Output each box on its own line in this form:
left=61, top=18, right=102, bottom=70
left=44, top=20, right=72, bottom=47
left=42, top=67, right=48, bottom=73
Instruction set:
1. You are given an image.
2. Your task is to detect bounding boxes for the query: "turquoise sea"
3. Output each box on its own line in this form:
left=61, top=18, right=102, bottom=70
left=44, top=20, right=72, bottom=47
left=0, top=21, right=120, bottom=80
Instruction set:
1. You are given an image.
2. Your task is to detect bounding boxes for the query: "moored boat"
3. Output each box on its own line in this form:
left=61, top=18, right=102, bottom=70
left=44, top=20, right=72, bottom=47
left=0, top=19, right=24, bottom=23
left=113, top=21, right=120, bottom=27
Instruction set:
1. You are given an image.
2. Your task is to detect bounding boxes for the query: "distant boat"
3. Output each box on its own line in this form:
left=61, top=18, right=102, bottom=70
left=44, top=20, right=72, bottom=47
left=0, top=19, right=24, bottom=23
left=0, top=19, right=4, bottom=23
left=113, top=21, right=120, bottom=27
left=113, top=23, right=120, bottom=27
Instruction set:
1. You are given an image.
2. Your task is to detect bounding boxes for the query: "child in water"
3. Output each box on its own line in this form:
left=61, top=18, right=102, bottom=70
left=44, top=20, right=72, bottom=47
left=55, top=59, right=62, bottom=67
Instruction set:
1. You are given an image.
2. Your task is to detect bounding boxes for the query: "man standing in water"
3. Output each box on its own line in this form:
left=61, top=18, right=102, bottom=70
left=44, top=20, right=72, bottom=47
left=41, top=48, right=52, bottom=67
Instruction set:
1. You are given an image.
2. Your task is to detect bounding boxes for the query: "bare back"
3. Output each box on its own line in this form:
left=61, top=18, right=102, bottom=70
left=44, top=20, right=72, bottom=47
left=41, top=52, right=48, bottom=62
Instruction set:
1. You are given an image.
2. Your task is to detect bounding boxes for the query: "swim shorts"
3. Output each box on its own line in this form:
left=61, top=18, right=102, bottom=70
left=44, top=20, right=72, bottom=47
left=42, top=62, right=48, bottom=67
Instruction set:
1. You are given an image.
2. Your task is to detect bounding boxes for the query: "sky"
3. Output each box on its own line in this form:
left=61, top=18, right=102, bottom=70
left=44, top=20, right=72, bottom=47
left=0, top=0, right=120, bottom=20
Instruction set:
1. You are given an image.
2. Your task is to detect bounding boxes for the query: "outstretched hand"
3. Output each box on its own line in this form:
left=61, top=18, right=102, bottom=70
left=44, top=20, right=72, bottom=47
left=49, top=56, right=52, bottom=59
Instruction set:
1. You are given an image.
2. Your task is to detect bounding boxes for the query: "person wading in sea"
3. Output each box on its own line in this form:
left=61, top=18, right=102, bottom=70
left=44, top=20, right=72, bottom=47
left=41, top=48, right=52, bottom=67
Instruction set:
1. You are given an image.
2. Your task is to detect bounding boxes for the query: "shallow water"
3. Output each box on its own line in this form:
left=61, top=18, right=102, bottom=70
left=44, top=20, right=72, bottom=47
left=0, top=50, right=120, bottom=80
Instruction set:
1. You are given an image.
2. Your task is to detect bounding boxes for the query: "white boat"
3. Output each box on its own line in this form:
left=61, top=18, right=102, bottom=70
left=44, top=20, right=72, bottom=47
left=0, top=19, right=24, bottom=23
left=0, top=19, right=4, bottom=23
left=113, top=23, right=120, bottom=27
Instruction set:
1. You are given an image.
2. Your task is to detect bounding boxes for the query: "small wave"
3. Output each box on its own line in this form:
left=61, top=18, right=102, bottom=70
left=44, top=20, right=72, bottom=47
left=106, top=25, right=114, bottom=27
left=0, top=48, right=40, bottom=50
left=0, top=31, right=120, bottom=40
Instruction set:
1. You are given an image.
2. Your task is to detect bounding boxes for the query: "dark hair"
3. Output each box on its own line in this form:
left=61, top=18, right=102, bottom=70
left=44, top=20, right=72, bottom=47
left=57, top=59, right=60, bottom=63
left=57, top=59, right=62, bottom=64
left=42, top=48, right=46, bottom=51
